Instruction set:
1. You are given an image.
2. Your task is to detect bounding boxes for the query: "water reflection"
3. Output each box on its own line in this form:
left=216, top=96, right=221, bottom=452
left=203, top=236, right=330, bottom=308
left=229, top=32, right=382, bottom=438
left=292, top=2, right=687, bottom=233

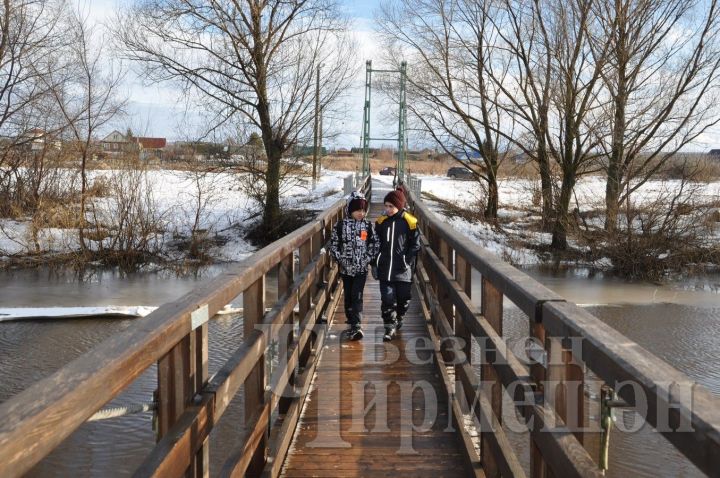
left=0, top=264, right=281, bottom=477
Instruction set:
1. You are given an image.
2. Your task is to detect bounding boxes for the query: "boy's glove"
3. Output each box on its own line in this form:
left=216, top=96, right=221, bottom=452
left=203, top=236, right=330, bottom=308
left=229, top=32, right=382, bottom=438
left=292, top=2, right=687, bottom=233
left=371, top=265, right=378, bottom=280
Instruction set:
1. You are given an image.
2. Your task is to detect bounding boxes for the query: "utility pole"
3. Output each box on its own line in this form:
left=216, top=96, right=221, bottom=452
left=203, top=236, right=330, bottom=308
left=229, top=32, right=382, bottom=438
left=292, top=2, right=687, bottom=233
left=319, top=105, right=323, bottom=178
left=312, top=64, right=321, bottom=182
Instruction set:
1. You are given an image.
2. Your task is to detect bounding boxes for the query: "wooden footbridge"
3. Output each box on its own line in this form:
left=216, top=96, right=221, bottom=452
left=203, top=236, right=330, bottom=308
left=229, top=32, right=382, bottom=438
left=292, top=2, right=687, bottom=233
left=1, top=176, right=719, bottom=478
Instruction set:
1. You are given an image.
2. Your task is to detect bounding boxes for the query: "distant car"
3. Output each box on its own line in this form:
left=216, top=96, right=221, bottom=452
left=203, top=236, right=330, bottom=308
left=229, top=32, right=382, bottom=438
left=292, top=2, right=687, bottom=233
left=447, top=166, right=474, bottom=180
left=379, top=166, right=397, bottom=176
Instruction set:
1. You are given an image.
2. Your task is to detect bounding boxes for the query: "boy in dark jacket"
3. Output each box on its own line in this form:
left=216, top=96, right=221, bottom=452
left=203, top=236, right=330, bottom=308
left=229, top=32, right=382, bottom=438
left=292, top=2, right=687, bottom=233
left=374, top=188, right=420, bottom=341
left=329, top=191, right=380, bottom=340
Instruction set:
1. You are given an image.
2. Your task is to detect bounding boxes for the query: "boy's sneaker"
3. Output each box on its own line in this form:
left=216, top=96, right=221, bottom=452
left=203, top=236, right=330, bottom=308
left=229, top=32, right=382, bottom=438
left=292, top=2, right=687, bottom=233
left=347, top=326, right=364, bottom=341
left=383, top=325, right=396, bottom=342
left=396, top=318, right=404, bottom=330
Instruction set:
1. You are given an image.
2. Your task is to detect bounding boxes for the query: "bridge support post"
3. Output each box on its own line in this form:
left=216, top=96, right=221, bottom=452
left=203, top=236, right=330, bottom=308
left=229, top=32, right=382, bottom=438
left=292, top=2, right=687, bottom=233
left=530, top=316, right=547, bottom=478
left=244, top=276, right=267, bottom=476
left=454, top=254, right=472, bottom=422
left=547, top=338, right=585, bottom=437
left=194, top=324, right=210, bottom=478
left=438, top=239, right=455, bottom=363
left=480, top=277, right=503, bottom=478
left=157, top=308, right=210, bottom=477
left=298, top=240, right=313, bottom=368
left=278, top=253, right=295, bottom=415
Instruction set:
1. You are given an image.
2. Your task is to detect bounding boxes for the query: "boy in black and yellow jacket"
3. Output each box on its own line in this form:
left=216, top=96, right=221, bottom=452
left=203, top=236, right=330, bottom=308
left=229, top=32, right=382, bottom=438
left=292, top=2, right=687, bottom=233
left=373, top=188, right=420, bottom=341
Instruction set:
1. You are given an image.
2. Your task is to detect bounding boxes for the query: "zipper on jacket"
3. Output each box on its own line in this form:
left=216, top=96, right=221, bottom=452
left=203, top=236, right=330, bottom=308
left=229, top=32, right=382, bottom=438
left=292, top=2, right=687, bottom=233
left=387, top=220, right=395, bottom=281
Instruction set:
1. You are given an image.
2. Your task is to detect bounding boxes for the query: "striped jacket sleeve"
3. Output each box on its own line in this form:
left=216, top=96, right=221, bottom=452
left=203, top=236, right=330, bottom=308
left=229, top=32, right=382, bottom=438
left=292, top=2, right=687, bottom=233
left=329, top=221, right=342, bottom=262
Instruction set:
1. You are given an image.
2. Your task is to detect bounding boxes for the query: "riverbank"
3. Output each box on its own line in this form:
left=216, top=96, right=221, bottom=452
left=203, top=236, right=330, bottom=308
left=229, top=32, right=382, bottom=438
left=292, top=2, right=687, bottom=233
left=388, top=174, right=720, bottom=278
left=0, top=168, right=350, bottom=269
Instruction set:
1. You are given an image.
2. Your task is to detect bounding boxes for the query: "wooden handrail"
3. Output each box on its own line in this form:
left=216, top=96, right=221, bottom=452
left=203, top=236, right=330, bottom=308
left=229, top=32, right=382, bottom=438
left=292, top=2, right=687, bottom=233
left=0, top=175, right=371, bottom=478
left=408, top=192, right=565, bottom=319
left=404, top=183, right=720, bottom=477
left=417, top=238, right=601, bottom=478
left=542, top=301, right=720, bottom=476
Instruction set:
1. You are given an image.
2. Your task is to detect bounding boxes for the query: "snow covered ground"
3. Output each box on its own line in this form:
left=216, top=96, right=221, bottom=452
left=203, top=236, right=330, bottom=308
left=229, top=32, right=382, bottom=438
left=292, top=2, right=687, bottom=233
left=4, top=168, right=718, bottom=268
left=416, top=174, right=720, bottom=212
left=0, top=168, right=352, bottom=263
left=376, top=174, right=720, bottom=266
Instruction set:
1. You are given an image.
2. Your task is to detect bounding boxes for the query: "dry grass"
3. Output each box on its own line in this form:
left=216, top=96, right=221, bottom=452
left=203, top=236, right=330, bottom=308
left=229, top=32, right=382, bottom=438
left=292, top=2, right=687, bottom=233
left=322, top=153, right=550, bottom=179
left=323, top=155, right=461, bottom=176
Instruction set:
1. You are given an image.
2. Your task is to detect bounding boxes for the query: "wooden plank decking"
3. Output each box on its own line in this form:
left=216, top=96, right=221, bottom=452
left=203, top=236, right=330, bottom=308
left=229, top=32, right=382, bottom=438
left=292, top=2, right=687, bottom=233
left=280, top=200, right=472, bottom=477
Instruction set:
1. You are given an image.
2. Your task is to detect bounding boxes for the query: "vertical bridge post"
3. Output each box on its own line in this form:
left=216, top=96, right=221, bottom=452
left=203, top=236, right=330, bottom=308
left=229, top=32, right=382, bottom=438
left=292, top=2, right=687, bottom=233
left=157, top=304, right=210, bottom=477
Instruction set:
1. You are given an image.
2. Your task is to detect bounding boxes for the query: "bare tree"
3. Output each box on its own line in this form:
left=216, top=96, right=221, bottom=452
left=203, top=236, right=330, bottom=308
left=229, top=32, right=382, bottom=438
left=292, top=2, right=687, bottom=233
left=544, top=0, right=609, bottom=249
left=175, top=164, right=225, bottom=260
left=41, top=5, right=126, bottom=252
left=491, top=0, right=557, bottom=227
left=377, top=0, right=511, bottom=219
left=114, top=0, right=357, bottom=239
left=494, top=0, right=608, bottom=248
left=0, top=0, right=72, bottom=212
left=87, top=161, right=168, bottom=269
left=589, top=0, right=720, bottom=231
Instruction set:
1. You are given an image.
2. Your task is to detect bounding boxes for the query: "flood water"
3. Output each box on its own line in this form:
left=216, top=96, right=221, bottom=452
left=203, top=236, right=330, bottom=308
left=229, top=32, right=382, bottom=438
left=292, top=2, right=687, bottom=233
left=483, top=266, right=720, bottom=478
left=0, top=265, right=718, bottom=477
left=0, top=265, right=278, bottom=477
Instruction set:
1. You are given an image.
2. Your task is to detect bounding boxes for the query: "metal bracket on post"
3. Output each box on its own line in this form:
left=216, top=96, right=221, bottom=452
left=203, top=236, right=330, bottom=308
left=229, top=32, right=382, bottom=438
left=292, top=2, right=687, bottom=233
left=344, top=174, right=354, bottom=195
left=406, top=175, right=421, bottom=197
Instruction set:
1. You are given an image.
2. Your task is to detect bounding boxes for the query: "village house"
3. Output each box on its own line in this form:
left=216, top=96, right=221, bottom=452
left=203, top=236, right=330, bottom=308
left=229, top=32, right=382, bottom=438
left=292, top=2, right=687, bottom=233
left=100, top=130, right=166, bottom=160
left=101, top=130, right=131, bottom=155
left=136, top=137, right=167, bottom=161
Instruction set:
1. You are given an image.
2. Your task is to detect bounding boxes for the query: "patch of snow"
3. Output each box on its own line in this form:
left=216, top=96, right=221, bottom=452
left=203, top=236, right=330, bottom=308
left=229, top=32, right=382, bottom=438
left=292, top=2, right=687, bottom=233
left=0, top=306, right=157, bottom=321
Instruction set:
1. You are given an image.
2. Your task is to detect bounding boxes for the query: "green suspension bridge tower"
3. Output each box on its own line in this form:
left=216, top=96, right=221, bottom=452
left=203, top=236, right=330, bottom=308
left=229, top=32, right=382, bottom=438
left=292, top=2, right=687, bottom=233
left=360, top=60, right=408, bottom=185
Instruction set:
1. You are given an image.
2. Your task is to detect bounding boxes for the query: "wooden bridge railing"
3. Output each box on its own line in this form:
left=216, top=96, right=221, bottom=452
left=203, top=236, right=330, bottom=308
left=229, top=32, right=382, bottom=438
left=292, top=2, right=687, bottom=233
left=0, top=175, right=371, bottom=478
left=405, top=186, right=720, bottom=478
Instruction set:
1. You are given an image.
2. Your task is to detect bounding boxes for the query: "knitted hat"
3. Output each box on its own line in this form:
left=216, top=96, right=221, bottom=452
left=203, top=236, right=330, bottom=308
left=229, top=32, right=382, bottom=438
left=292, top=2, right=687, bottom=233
left=384, top=189, right=405, bottom=210
left=348, top=197, right=368, bottom=214
left=347, top=191, right=368, bottom=214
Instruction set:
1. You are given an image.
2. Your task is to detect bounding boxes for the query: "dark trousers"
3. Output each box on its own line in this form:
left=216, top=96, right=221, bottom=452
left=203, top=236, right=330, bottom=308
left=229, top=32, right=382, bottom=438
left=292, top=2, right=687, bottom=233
left=379, top=280, right=412, bottom=325
left=342, top=273, right=367, bottom=327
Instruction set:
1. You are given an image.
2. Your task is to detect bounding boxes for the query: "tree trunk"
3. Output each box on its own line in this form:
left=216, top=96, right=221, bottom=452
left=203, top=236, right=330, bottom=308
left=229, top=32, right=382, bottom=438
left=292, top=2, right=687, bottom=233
left=483, top=147, right=500, bottom=220
left=79, top=152, right=88, bottom=252
left=537, top=144, right=553, bottom=230
left=605, top=165, right=621, bottom=232
left=484, top=175, right=499, bottom=219
left=551, top=171, right=575, bottom=250
left=536, top=99, right=553, bottom=230
left=255, top=59, right=282, bottom=237
left=263, top=137, right=282, bottom=235
left=605, top=42, right=628, bottom=233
